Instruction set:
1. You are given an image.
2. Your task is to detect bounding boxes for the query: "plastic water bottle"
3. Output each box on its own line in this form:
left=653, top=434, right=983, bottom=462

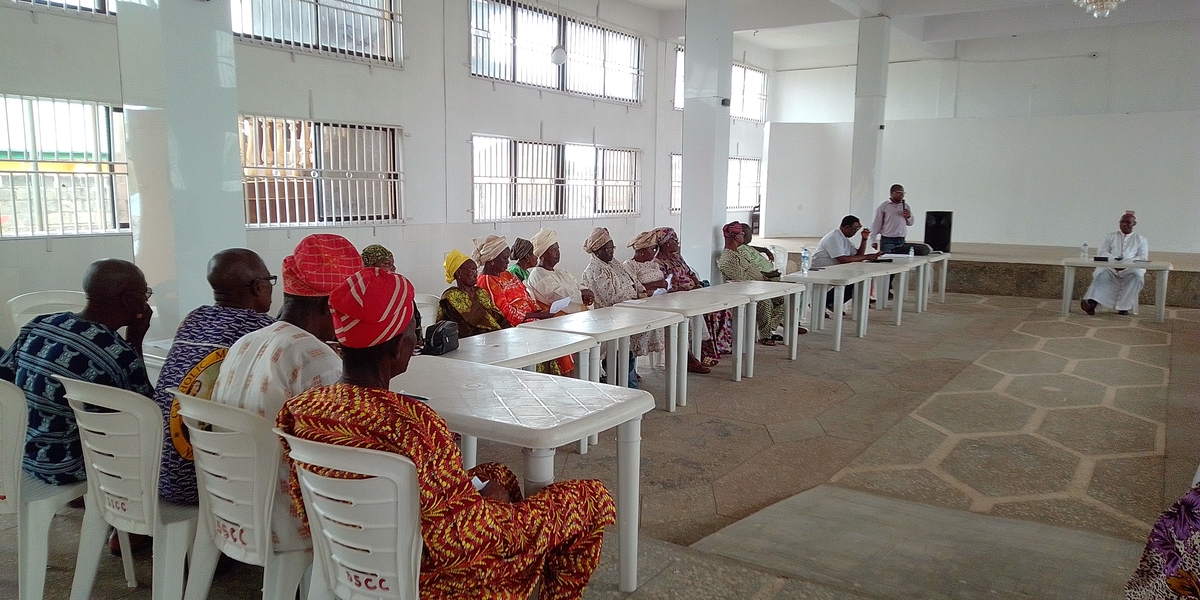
left=800, top=247, right=811, bottom=276
left=908, top=246, right=915, bottom=258
left=1080, top=242, right=1089, bottom=259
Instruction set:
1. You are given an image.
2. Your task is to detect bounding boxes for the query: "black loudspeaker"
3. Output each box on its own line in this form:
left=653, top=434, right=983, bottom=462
left=924, top=211, right=952, bottom=252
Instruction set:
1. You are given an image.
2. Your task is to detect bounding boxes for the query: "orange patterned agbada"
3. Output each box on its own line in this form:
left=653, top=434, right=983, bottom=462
left=278, top=382, right=615, bottom=600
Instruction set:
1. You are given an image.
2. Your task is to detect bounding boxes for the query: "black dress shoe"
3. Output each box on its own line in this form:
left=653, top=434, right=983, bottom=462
left=1117, top=310, right=1129, bottom=315
left=771, top=334, right=784, bottom=341
left=1080, top=298, right=1097, bottom=316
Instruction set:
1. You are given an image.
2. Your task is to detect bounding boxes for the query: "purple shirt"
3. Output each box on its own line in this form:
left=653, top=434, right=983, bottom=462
left=870, top=200, right=914, bottom=243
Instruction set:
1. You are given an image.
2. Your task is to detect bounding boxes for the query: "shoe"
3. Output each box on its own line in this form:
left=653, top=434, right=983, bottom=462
left=771, top=334, right=784, bottom=341
left=759, top=338, right=777, bottom=346
left=798, top=327, right=808, bottom=335
left=686, top=361, right=711, bottom=374
left=1117, top=310, right=1129, bottom=315
left=700, top=357, right=720, bottom=368
left=1080, top=298, right=1097, bottom=316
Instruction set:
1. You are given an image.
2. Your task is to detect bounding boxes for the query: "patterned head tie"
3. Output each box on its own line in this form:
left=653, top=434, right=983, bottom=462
left=360, top=244, right=394, bottom=270
left=653, top=227, right=679, bottom=248
left=583, top=228, right=612, bottom=254
left=281, top=234, right=361, bottom=297
left=330, top=267, right=416, bottom=349
left=472, top=235, right=508, bottom=264
left=628, top=231, right=657, bottom=250
left=509, top=238, right=534, bottom=261
left=722, top=221, right=743, bottom=238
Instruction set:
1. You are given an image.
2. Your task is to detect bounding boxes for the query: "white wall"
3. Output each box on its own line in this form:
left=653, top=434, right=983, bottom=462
left=2, top=0, right=774, bottom=316
left=764, top=19, right=1200, bottom=250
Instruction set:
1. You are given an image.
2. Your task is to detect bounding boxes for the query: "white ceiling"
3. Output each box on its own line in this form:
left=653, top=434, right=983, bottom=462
left=639, top=0, right=1199, bottom=53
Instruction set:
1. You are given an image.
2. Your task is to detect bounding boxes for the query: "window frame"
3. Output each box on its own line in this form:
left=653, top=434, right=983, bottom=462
left=668, top=154, right=762, bottom=213
left=469, top=0, right=644, bottom=105
left=230, top=0, right=404, bottom=66
left=239, top=114, right=404, bottom=229
left=0, top=94, right=130, bottom=239
left=673, top=48, right=769, bottom=122
left=471, top=134, right=640, bottom=223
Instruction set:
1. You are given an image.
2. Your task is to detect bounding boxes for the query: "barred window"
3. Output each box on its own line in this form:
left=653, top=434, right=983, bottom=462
left=239, top=115, right=401, bottom=227
left=0, top=94, right=128, bottom=238
left=231, top=0, right=401, bottom=63
left=667, top=154, right=760, bottom=213
left=470, top=0, right=643, bottom=103
left=12, top=0, right=115, bottom=16
left=727, top=157, right=760, bottom=210
left=673, top=49, right=768, bottom=122
left=472, top=135, right=639, bottom=222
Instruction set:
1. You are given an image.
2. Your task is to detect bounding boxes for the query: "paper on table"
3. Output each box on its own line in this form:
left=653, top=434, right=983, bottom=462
left=651, top=287, right=667, bottom=297
left=549, top=297, right=572, bottom=314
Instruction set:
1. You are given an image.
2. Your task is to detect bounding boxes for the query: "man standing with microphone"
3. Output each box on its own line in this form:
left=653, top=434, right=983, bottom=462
left=870, top=184, right=913, bottom=300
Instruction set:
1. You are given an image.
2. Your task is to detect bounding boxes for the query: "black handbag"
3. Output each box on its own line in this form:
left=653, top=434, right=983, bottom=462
left=422, top=321, right=459, bottom=355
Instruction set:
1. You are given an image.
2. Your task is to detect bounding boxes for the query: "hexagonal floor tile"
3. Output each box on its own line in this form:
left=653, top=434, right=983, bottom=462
left=916, top=392, right=1036, bottom=434
left=1016, top=320, right=1092, bottom=339
left=977, top=350, right=1069, bottom=375
left=982, top=296, right=1043, bottom=309
left=1173, top=308, right=1200, bottom=322
left=1073, top=358, right=1167, bottom=387
left=1040, top=337, right=1122, bottom=360
left=1087, top=456, right=1166, bottom=524
left=1038, top=407, right=1159, bottom=455
left=941, top=435, right=1079, bottom=497
left=1113, top=386, right=1167, bottom=421
left=1093, top=327, right=1170, bottom=346
left=1002, top=373, right=1108, bottom=408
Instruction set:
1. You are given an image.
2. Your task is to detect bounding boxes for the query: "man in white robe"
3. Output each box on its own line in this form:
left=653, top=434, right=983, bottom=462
left=1081, top=212, right=1149, bottom=316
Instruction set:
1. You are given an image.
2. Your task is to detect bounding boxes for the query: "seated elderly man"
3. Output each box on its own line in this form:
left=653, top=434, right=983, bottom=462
left=738, top=222, right=781, bottom=281
left=1081, top=212, right=1148, bottom=316
left=0, top=259, right=154, bottom=485
left=812, top=215, right=882, bottom=315
left=526, top=227, right=594, bottom=314
left=210, top=233, right=361, bottom=551
left=155, top=249, right=277, bottom=505
left=278, top=267, right=615, bottom=600
left=717, top=222, right=791, bottom=345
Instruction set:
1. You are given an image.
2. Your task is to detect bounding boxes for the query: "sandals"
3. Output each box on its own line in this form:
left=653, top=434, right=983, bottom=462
left=686, top=359, right=712, bottom=374
left=759, top=338, right=777, bottom=346
left=700, top=357, right=720, bottom=367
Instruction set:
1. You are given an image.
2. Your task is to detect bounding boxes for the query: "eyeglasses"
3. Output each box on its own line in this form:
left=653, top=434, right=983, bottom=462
left=143, top=287, right=153, bottom=301
left=247, top=275, right=278, bottom=288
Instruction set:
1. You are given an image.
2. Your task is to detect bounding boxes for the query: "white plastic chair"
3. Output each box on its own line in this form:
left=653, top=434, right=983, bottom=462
left=0, top=379, right=136, bottom=599
left=58, top=376, right=214, bottom=600
left=174, top=390, right=312, bottom=600
left=7, top=290, right=87, bottom=331
left=274, top=429, right=422, bottom=600
left=414, top=293, right=440, bottom=336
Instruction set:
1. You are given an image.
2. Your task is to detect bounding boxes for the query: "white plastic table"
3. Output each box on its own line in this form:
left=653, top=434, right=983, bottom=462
left=782, top=267, right=875, bottom=351
left=519, top=307, right=686, bottom=410
left=620, top=291, right=750, bottom=384
left=868, top=255, right=929, bottom=320
left=1061, top=257, right=1173, bottom=323
left=441, top=327, right=601, bottom=460
left=691, top=281, right=806, bottom=377
left=391, top=355, right=653, bottom=593
left=922, top=252, right=951, bottom=309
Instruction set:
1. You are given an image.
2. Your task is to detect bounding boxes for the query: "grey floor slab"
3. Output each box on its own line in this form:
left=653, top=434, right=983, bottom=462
left=693, top=485, right=1142, bottom=600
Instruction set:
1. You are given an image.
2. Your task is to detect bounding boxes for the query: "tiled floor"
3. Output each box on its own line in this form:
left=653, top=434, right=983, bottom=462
left=3, top=294, right=1196, bottom=599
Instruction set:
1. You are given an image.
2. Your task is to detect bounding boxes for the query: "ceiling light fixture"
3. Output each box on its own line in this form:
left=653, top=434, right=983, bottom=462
left=550, top=0, right=567, bottom=65
left=1073, top=0, right=1127, bottom=18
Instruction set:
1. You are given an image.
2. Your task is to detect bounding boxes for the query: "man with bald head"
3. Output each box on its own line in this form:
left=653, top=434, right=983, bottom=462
left=154, top=248, right=277, bottom=505
left=1, top=259, right=155, bottom=485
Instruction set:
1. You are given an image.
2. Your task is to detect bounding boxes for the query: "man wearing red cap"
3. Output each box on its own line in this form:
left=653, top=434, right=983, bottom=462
left=279, top=267, right=616, bottom=600
left=209, top=233, right=362, bottom=551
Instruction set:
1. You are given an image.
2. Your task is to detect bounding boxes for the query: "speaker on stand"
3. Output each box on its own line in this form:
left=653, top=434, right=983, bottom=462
left=924, top=211, right=952, bottom=252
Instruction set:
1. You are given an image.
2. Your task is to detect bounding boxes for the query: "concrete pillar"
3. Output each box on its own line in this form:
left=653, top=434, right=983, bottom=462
left=848, top=16, right=891, bottom=221
left=680, top=0, right=733, bottom=282
left=116, top=0, right=246, bottom=334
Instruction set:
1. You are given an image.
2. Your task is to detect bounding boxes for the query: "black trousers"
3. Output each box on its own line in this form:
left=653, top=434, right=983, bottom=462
left=826, top=285, right=855, bottom=311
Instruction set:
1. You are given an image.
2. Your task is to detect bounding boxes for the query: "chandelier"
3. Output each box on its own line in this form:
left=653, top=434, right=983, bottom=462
left=1073, top=0, right=1126, bottom=18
